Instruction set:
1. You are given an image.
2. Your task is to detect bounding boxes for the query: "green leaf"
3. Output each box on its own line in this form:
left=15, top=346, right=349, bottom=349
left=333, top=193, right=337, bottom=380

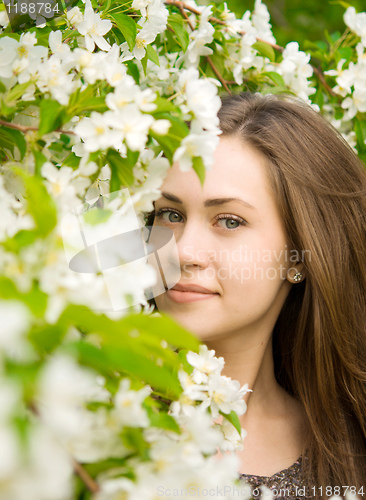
left=151, top=97, right=176, bottom=115
left=354, top=119, right=364, bottom=147
left=5, top=82, right=33, bottom=105
left=0, top=126, right=25, bottom=159
left=83, top=208, right=113, bottom=225
left=168, top=14, right=190, bottom=52
left=125, top=60, right=140, bottom=84
left=220, top=410, right=242, bottom=436
left=12, top=168, right=57, bottom=237
left=33, top=150, right=48, bottom=177
left=0, top=126, right=15, bottom=154
left=146, top=44, right=160, bottom=67
left=116, top=314, right=200, bottom=352
left=105, top=346, right=182, bottom=398
left=146, top=408, right=180, bottom=433
left=192, top=156, right=205, bottom=186
left=141, top=52, right=148, bottom=76
left=0, top=80, right=7, bottom=93
left=150, top=114, right=189, bottom=163
left=106, top=148, right=135, bottom=189
left=121, top=427, right=149, bottom=457
left=253, top=41, right=275, bottom=62
left=29, top=323, right=66, bottom=354
left=0, top=278, right=47, bottom=318
left=109, top=12, right=137, bottom=52
left=329, top=0, right=352, bottom=9
left=2, top=230, right=38, bottom=252
left=62, top=152, right=81, bottom=168
left=67, top=86, right=108, bottom=117
left=39, top=99, right=66, bottom=136
left=264, top=71, right=285, bottom=88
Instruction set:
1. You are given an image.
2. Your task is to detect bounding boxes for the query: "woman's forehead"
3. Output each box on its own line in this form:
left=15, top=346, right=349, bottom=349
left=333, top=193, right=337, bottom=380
left=160, top=137, right=272, bottom=208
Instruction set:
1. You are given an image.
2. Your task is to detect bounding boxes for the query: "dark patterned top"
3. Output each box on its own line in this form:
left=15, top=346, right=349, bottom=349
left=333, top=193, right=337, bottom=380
left=238, top=456, right=313, bottom=499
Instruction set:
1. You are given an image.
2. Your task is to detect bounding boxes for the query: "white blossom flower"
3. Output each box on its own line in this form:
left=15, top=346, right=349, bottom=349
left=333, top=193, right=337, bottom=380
left=144, top=0, right=169, bottom=33
left=114, top=378, right=151, bottom=427
left=74, top=111, right=123, bottom=152
left=0, top=9, right=9, bottom=30
left=278, top=42, right=315, bottom=100
left=77, top=0, right=112, bottom=52
left=85, top=164, right=111, bottom=203
left=187, top=344, right=225, bottom=384
left=0, top=36, right=19, bottom=78
left=173, top=131, right=220, bottom=171
left=186, top=6, right=214, bottom=65
left=100, top=43, right=128, bottom=87
left=341, top=89, right=366, bottom=120
left=105, top=76, right=140, bottom=110
left=220, top=417, right=247, bottom=451
left=344, top=7, right=366, bottom=47
left=66, top=6, right=83, bottom=27
left=106, top=105, right=154, bottom=151
left=208, top=374, right=249, bottom=419
left=181, top=69, right=221, bottom=131
left=132, top=0, right=151, bottom=17
left=0, top=300, right=31, bottom=359
left=251, top=0, right=276, bottom=44
left=48, top=30, right=71, bottom=58
left=36, top=55, right=77, bottom=105
left=7, top=424, right=74, bottom=500
left=134, top=24, right=157, bottom=60
left=41, top=162, right=80, bottom=211
left=37, top=354, right=98, bottom=438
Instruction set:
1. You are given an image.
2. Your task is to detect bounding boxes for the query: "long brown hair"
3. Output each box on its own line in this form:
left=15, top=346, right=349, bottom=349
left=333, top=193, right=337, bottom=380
left=217, top=92, right=366, bottom=495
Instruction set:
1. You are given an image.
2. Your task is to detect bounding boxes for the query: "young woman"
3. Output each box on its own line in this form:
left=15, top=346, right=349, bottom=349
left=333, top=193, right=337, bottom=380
left=145, top=92, right=366, bottom=498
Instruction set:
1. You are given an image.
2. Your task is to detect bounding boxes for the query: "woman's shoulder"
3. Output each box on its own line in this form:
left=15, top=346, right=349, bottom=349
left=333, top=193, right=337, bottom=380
left=238, top=456, right=313, bottom=500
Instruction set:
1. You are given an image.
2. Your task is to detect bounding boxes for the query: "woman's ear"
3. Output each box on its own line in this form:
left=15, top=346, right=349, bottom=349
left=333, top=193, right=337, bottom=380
left=286, top=261, right=306, bottom=284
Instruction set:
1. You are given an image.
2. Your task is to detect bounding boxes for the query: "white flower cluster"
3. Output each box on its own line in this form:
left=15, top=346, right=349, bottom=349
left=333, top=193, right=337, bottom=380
left=224, top=0, right=315, bottom=102
left=170, top=345, right=251, bottom=451
left=94, top=346, right=252, bottom=500
left=277, top=42, right=315, bottom=102
left=186, top=5, right=215, bottom=66
left=0, top=334, right=253, bottom=500
left=67, top=0, right=112, bottom=52
left=173, top=67, right=222, bottom=171
left=226, top=0, right=275, bottom=84
left=324, top=8, right=366, bottom=120
left=120, top=0, right=169, bottom=60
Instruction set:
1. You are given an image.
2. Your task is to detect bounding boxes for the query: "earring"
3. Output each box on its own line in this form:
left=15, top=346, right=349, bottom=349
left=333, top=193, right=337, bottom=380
left=293, top=272, right=303, bottom=282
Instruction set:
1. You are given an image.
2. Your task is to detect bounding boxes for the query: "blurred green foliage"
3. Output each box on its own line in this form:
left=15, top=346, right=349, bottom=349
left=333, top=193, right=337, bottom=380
left=200, top=0, right=364, bottom=46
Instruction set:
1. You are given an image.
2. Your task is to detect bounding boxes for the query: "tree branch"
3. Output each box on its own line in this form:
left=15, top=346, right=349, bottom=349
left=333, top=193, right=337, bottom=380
left=312, top=66, right=338, bottom=98
left=206, top=57, right=232, bottom=94
left=165, top=0, right=285, bottom=52
left=71, top=458, right=100, bottom=494
left=165, top=0, right=340, bottom=100
left=0, top=119, right=75, bottom=135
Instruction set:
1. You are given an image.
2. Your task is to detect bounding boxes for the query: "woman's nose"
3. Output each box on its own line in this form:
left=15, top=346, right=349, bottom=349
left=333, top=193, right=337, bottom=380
left=175, top=222, right=210, bottom=271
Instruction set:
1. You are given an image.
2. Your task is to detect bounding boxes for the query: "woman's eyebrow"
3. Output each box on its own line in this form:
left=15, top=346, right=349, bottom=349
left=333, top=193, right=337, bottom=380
left=159, top=191, right=255, bottom=210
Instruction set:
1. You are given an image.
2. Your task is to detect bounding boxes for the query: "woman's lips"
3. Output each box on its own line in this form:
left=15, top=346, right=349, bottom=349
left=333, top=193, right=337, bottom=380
left=165, top=288, right=219, bottom=303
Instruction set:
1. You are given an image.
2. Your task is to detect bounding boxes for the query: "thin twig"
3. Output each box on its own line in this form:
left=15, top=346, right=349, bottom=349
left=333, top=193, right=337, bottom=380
left=206, top=57, right=232, bottom=94
left=176, top=1, right=194, bottom=30
left=0, top=119, right=75, bottom=135
left=71, top=458, right=100, bottom=494
left=165, top=0, right=340, bottom=98
left=313, top=66, right=338, bottom=98
left=165, top=0, right=285, bottom=52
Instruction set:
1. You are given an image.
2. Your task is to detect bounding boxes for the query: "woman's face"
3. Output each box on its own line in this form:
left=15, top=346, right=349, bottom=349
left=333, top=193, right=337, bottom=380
left=153, top=136, right=294, bottom=343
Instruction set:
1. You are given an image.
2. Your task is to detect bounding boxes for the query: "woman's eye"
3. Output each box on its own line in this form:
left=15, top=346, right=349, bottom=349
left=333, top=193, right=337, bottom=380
left=215, top=215, right=246, bottom=230
left=216, top=218, right=240, bottom=230
left=155, top=209, right=246, bottom=231
left=155, top=209, right=183, bottom=223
